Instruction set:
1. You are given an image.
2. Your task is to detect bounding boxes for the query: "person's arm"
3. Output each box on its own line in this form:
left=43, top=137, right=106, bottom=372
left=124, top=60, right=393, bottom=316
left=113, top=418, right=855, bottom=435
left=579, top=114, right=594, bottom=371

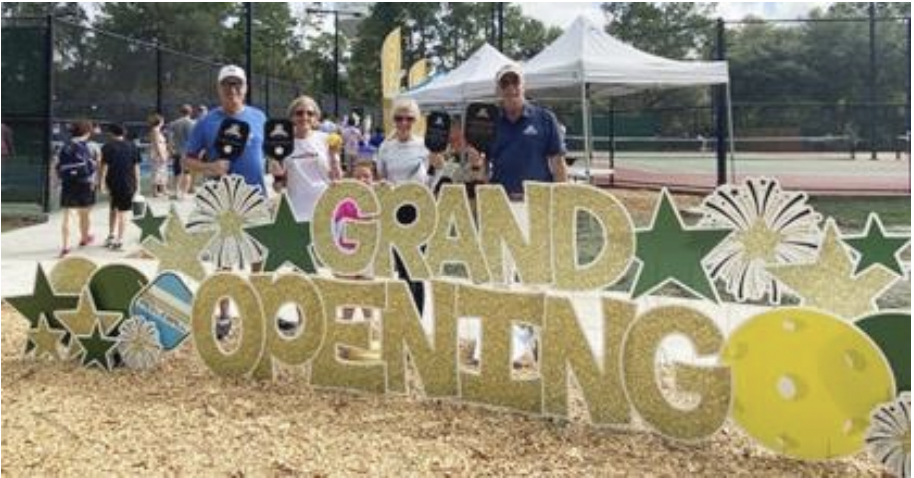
left=376, top=144, right=388, bottom=181
left=328, top=146, right=342, bottom=181
left=181, top=119, right=229, bottom=177
left=545, top=111, right=568, bottom=183
left=269, top=158, right=287, bottom=192
left=98, top=159, right=108, bottom=193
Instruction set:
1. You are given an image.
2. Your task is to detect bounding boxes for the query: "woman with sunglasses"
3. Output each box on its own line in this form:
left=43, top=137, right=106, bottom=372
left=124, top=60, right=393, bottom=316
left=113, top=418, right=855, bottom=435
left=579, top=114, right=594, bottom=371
left=376, top=98, right=444, bottom=314
left=269, top=95, right=342, bottom=222
left=377, top=98, right=443, bottom=186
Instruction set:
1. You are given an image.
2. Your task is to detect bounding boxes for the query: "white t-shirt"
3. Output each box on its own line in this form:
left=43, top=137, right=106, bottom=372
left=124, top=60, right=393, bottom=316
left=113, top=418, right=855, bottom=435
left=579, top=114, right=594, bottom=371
left=377, top=135, right=430, bottom=185
left=285, top=131, right=332, bottom=221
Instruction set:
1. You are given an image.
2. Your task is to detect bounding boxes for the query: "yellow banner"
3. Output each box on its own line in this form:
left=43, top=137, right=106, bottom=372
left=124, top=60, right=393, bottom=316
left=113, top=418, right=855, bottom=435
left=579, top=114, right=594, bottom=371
left=380, top=28, right=402, bottom=135
left=408, top=59, right=430, bottom=137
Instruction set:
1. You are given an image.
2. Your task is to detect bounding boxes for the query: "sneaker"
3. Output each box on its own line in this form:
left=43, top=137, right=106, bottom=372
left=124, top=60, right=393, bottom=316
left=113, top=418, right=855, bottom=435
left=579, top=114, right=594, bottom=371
left=104, top=236, right=115, bottom=248
left=278, top=318, right=299, bottom=336
left=59, top=248, right=71, bottom=258
left=110, top=240, right=123, bottom=251
left=79, top=234, right=95, bottom=247
left=216, top=316, right=232, bottom=341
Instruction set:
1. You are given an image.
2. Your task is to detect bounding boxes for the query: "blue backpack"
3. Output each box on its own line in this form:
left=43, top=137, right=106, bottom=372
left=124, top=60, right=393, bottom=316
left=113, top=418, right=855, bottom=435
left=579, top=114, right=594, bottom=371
left=57, top=140, right=95, bottom=184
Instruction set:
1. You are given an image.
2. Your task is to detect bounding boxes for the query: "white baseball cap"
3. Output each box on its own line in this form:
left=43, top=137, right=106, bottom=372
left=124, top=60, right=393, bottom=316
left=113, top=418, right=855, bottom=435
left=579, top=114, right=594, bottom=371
left=495, top=63, right=523, bottom=84
left=218, top=65, right=247, bottom=84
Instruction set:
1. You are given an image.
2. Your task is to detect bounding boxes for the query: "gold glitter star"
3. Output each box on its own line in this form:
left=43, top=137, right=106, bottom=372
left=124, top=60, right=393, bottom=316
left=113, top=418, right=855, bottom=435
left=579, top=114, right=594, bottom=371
left=28, top=314, right=68, bottom=360
left=143, top=210, right=214, bottom=282
left=767, top=220, right=897, bottom=319
left=56, top=288, right=123, bottom=337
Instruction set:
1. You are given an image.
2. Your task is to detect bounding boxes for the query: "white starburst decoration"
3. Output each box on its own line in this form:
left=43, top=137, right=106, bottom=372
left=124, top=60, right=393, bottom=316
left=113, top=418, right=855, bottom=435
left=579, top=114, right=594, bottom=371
left=117, top=316, right=163, bottom=370
left=700, top=177, right=821, bottom=303
left=866, top=392, right=911, bottom=478
left=186, top=175, right=271, bottom=269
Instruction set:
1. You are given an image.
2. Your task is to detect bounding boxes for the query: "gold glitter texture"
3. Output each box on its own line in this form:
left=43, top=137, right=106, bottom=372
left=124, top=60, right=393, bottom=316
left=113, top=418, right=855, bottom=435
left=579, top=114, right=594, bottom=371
left=477, top=184, right=553, bottom=285
left=192, top=273, right=266, bottom=377
left=623, top=306, right=731, bottom=441
left=311, top=180, right=380, bottom=276
left=383, top=280, right=458, bottom=397
left=723, top=307, right=895, bottom=459
left=425, top=185, right=490, bottom=283
left=310, top=277, right=388, bottom=394
left=542, top=295, right=636, bottom=426
left=49, top=257, right=97, bottom=295
left=767, top=220, right=897, bottom=319
left=552, top=184, right=635, bottom=291
left=28, top=314, right=68, bottom=360
left=456, top=283, right=544, bottom=415
left=143, top=210, right=214, bottom=282
left=374, top=182, right=435, bottom=279
left=250, top=274, right=327, bottom=380
left=56, top=288, right=123, bottom=358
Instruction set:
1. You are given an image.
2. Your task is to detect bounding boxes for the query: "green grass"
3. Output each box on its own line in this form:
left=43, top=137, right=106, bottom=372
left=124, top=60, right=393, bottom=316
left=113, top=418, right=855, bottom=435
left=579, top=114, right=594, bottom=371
left=808, top=196, right=910, bottom=231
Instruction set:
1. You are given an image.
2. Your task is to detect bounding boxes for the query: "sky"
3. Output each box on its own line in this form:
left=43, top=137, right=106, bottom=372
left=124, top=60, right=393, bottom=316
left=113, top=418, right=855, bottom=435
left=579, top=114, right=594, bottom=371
left=519, top=2, right=834, bottom=30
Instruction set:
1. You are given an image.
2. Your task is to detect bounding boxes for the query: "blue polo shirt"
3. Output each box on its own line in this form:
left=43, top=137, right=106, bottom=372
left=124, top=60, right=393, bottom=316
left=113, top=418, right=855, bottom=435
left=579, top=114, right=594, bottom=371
left=489, top=102, right=566, bottom=195
left=185, top=106, right=267, bottom=192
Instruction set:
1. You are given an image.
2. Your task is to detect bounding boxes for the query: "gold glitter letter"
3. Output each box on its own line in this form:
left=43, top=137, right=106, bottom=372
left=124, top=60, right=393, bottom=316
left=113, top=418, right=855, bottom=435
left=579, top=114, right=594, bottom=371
left=552, top=184, right=634, bottom=291
left=622, top=306, right=731, bottom=441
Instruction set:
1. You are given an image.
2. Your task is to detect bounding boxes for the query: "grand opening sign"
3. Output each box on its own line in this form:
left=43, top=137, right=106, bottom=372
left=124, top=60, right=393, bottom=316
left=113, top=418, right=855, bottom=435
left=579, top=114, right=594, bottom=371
left=8, top=176, right=910, bottom=475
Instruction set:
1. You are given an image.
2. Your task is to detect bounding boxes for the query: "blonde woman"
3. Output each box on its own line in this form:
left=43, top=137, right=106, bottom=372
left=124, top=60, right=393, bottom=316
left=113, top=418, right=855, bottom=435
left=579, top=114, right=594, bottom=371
left=375, top=98, right=445, bottom=314
left=147, top=113, right=170, bottom=197
left=269, top=95, right=342, bottom=222
left=376, top=98, right=443, bottom=186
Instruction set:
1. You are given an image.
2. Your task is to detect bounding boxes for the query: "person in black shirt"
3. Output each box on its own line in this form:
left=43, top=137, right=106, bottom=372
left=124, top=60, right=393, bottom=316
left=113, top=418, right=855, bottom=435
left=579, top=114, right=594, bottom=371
left=99, top=123, right=141, bottom=250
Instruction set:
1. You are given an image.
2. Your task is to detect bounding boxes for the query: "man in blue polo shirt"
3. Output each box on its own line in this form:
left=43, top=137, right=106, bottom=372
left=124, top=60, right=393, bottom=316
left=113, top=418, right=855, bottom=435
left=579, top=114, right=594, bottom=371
left=182, top=64, right=266, bottom=340
left=183, top=64, right=266, bottom=192
left=485, top=64, right=568, bottom=197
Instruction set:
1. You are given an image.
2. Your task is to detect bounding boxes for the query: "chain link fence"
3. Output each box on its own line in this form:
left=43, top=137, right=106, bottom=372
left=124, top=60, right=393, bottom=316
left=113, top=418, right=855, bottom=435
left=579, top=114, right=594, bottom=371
left=552, top=14, right=910, bottom=193
left=2, top=16, right=305, bottom=210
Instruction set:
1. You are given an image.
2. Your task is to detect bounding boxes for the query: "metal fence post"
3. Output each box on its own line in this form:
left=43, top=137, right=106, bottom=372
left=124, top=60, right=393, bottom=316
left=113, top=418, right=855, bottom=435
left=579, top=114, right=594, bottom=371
left=42, top=14, right=55, bottom=213
left=868, top=3, right=877, bottom=160
left=156, top=41, right=163, bottom=115
left=714, top=18, right=728, bottom=185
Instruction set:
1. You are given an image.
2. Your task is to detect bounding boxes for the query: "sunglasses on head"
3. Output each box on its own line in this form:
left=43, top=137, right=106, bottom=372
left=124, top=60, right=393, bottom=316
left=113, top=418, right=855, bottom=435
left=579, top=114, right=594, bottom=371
left=394, top=115, right=415, bottom=123
left=294, top=109, right=317, bottom=117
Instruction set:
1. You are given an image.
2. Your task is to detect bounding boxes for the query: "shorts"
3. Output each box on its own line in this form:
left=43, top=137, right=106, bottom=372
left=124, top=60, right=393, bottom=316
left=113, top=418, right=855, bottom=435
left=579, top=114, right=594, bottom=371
left=60, top=181, right=96, bottom=208
left=172, top=154, right=183, bottom=176
left=108, top=187, right=135, bottom=212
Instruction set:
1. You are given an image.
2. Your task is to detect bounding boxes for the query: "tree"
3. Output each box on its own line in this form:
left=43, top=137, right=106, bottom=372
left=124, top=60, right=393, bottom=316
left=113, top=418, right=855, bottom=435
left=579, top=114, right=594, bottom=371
left=601, top=3, right=716, bottom=59
left=347, top=3, right=560, bottom=108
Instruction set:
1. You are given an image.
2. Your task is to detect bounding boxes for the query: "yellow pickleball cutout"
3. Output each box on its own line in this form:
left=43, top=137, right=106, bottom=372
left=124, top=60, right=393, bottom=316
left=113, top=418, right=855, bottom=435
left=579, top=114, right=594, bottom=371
left=723, top=307, right=895, bottom=460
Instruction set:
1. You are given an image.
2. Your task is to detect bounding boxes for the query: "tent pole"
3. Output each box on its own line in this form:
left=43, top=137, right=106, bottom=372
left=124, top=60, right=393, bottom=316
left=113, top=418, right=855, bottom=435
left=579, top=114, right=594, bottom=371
left=726, top=83, right=737, bottom=183
left=581, top=82, right=592, bottom=182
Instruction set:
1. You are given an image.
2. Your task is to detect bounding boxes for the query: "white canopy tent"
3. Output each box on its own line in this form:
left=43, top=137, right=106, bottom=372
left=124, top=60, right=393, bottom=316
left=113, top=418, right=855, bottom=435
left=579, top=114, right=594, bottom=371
left=521, top=16, right=734, bottom=180
left=399, top=43, right=515, bottom=109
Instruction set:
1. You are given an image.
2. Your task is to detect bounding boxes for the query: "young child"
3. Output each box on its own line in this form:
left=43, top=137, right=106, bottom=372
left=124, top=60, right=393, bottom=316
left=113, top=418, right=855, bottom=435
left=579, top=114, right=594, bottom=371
left=56, top=119, right=98, bottom=257
left=99, top=124, right=141, bottom=250
left=335, top=161, right=381, bottom=361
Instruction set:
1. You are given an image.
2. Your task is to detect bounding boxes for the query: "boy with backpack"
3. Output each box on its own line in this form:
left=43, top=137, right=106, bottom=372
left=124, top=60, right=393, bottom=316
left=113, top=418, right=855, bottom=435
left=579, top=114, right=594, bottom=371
left=56, top=119, right=98, bottom=257
left=99, top=123, right=141, bottom=250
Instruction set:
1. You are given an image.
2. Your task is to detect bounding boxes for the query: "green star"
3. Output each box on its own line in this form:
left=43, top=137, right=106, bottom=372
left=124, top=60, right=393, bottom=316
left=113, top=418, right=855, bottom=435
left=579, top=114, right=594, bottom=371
left=844, top=213, right=909, bottom=276
left=75, top=323, right=118, bottom=370
left=632, top=190, right=730, bottom=302
left=245, top=193, right=316, bottom=273
left=7, top=265, right=79, bottom=352
left=133, top=204, right=167, bottom=242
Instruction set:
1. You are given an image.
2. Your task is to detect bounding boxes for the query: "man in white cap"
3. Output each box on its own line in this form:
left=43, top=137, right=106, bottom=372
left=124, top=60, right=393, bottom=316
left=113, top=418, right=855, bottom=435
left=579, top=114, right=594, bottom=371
left=479, top=64, right=567, bottom=198
left=182, top=64, right=267, bottom=193
left=181, top=65, right=267, bottom=340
